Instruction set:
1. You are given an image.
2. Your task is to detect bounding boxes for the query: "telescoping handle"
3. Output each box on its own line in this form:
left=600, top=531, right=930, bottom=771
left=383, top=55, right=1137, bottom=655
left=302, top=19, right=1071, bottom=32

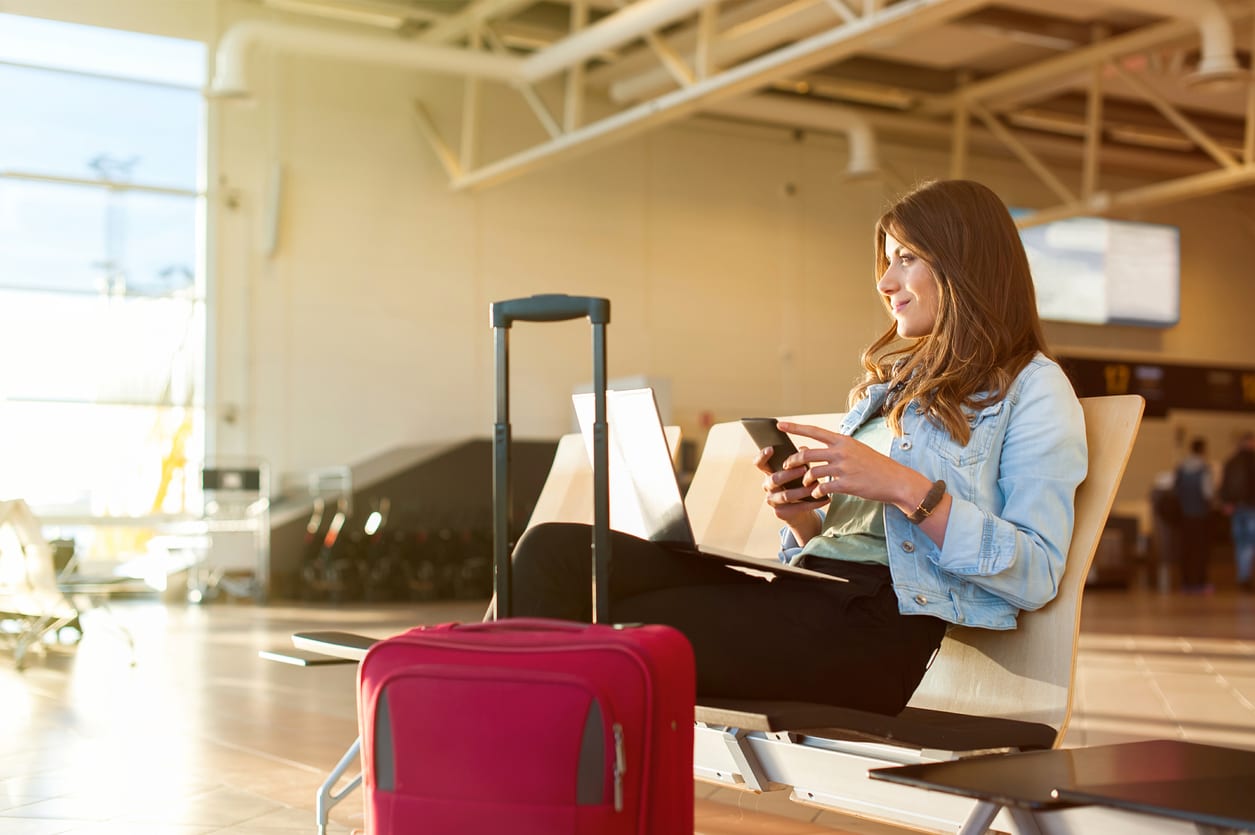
left=492, top=294, right=610, bottom=327
left=491, top=294, right=611, bottom=624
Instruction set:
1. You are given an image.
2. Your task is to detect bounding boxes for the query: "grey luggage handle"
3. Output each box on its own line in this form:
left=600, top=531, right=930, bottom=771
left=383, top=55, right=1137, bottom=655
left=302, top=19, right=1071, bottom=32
left=491, top=294, right=610, bottom=327
left=491, top=295, right=611, bottom=623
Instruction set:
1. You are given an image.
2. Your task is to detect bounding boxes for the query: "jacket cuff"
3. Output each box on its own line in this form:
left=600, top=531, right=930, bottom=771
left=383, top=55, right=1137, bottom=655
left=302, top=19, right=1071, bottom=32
left=777, top=509, right=825, bottom=564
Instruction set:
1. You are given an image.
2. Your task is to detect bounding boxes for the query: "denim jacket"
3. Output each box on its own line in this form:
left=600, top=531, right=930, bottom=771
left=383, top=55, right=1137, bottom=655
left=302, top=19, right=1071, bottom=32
left=781, top=354, right=1087, bottom=630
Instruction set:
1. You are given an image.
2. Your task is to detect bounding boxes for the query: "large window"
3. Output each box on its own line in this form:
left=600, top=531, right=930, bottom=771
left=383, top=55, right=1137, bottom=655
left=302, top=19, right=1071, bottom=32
left=0, top=14, right=206, bottom=527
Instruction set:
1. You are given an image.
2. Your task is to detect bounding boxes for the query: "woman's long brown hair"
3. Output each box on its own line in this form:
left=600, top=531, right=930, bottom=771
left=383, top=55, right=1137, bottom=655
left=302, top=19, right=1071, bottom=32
left=850, top=179, right=1051, bottom=445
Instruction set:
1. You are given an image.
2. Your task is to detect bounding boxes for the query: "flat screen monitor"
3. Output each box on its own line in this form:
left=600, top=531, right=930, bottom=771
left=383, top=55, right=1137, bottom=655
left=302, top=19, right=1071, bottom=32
left=1016, top=215, right=1180, bottom=327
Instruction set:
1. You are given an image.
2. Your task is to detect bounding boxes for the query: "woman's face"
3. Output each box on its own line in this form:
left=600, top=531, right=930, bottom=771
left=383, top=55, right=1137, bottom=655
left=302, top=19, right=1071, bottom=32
left=878, top=232, right=940, bottom=339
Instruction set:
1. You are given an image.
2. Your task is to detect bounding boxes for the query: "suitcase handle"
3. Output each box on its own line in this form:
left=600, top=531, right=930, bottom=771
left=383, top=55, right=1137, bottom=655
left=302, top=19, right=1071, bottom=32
left=492, top=294, right=612, bottom=624
left=455, top=617, right=591, bottom=634
left=491, top=294, right=610, bottom=327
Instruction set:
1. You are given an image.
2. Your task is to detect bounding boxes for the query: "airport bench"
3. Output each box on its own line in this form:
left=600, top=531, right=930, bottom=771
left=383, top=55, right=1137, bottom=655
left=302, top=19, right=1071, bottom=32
left=271, top=394, right=1145, bottom=834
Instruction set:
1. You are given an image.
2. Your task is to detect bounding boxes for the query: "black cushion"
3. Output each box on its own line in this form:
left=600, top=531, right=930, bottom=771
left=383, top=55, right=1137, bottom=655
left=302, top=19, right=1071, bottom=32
left=695, top=699, right=1058, bottom=752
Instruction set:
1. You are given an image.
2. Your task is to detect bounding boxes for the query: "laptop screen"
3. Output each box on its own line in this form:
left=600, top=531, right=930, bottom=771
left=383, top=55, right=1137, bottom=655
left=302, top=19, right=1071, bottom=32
left=571, top=388, right=695, bottom=546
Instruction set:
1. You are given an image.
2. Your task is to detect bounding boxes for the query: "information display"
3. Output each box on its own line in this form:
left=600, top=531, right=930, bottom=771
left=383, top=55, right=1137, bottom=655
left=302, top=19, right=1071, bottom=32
left=1018, top=216, right=1180, bottom=327
left=1061, top=356, right=1255, bottom=417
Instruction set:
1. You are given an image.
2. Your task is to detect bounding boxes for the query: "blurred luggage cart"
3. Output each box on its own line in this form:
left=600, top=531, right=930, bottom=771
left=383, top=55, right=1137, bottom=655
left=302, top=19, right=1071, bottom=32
left=189, top=459, right=270, bottom=604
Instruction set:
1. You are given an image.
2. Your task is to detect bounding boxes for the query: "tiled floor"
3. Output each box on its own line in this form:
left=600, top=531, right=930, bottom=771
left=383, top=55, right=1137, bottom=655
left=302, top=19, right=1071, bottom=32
left=3, top=583, right=1255, bottom=834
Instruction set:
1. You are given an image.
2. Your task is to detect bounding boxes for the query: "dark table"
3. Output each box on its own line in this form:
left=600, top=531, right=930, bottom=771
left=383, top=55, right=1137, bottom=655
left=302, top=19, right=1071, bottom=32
left=1055, top=776, right=1255, bottom=833
left=870, top=739, right=1255, bottom=834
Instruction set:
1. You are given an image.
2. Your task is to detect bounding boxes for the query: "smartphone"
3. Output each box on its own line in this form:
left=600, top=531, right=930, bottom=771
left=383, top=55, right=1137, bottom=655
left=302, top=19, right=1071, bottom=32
left=740, top=417, right=807, bottom=492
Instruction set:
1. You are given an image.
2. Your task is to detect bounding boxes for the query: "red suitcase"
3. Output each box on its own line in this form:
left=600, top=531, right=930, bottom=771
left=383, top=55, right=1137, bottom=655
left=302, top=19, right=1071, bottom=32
left=358, top=619, right=694, bottom=834
left=357, top=295, right=695, bottom=834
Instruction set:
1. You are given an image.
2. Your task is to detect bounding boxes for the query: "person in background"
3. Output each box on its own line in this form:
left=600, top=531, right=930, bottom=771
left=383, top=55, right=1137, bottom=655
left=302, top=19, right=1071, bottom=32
left=1220, top=432, right=1255, bottom=593
left=1148, top=469, right=1184, bottom=594
left=1174, top=437, right=1215, bottom=594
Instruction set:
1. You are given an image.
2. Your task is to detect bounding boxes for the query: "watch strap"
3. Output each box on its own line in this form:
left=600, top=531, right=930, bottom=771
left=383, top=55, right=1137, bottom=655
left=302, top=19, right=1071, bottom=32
left=907, top=479, right=946, bottom=524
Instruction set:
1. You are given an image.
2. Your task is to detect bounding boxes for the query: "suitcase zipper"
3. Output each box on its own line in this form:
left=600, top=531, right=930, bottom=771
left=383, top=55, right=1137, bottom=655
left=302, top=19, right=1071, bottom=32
left=613, top=722, right=625, bottom=812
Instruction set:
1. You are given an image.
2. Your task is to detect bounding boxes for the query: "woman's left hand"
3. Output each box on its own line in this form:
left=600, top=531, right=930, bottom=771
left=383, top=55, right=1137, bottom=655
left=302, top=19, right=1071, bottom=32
left=776, top=421, right=917, bottom=506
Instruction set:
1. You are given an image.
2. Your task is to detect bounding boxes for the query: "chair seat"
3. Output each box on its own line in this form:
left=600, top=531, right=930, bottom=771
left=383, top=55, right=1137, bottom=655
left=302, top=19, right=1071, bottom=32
left=695, top=698, right=1058, bottom=752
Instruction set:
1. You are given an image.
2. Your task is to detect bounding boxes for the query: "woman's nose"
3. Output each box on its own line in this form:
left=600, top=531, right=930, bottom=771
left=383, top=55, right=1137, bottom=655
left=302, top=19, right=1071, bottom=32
left=877, top=267, right=897, bottom=294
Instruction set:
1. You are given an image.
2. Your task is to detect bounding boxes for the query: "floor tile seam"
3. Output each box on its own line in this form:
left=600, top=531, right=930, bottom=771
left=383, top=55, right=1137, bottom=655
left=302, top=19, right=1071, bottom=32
left=189, top=733, right=331, bottom=777
left=710, top=788, right=829, bottom=826
left=187, top=804, right=305, bottom=833
left=91, top=800, right=298, bottom=829
left=1071, top=714, right=1191, bottom=738
left=1083, top=701, right=1255, bottom=733
left=1078, top=635, right=1255, bottom=657
left=1134, top=653, right=1184, bottom=726
left=1202, top=665, right=1255, bottom=712
left=0, top=805, right=105, bottom=824
left=1141, top=658, right=1255, bottom=711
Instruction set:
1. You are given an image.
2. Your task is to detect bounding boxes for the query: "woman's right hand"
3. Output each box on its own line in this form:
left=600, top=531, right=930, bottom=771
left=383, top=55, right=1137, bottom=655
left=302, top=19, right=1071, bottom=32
left=754, top=445, right=826, bottom=544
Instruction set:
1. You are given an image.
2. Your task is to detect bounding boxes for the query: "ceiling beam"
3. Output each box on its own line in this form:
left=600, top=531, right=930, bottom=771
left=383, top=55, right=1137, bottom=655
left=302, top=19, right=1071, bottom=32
left=924, top=16, right=1203, bottom=115
left=448, top=0, right=993, bottom=189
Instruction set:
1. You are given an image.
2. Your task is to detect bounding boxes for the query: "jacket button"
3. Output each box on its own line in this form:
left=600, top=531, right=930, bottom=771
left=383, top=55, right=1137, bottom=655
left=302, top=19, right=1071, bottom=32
left=914, top=594, right=927, bottom=605
left=902, top=541, right=915, bottom=553
left=899, top=439, right=912, bottom=450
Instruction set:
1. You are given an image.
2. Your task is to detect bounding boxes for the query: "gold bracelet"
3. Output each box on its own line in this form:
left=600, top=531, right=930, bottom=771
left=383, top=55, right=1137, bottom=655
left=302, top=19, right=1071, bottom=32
left=906, top=479, right=946, bottom=524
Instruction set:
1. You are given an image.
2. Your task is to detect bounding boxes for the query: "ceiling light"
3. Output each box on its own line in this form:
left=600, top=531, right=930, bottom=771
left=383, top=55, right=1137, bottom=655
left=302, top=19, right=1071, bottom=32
left=1183, top=61, right=1248, bottom=93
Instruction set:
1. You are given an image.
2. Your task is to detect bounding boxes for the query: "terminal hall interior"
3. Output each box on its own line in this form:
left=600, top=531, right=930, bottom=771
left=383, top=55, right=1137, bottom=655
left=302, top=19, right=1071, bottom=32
left=4, top=0, right=1255, bottom=833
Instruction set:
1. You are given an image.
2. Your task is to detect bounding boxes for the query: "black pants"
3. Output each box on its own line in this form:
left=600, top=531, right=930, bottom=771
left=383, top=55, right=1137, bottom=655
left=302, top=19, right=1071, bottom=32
left=1179, top=514, right=1212, bottom=589
left=510, top=522, right=946, bottom=715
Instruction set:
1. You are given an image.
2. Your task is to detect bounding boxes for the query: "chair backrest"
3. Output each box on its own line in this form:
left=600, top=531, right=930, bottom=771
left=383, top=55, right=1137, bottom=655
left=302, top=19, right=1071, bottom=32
left=0, top=498, right=76, bottom=619
left=525, top=427, right=684, bottom=532
left=686, top=413, right=837, bottom=564
left=526, top=434, right=600, bottom=530
left=686, top=395, right=1145, bottom=743
left=909, top=395, right=1142, bottom=742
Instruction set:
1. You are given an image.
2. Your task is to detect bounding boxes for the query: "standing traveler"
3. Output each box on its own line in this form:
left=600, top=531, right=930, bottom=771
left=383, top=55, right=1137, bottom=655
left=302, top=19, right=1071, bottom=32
left=1174, top=437, right=1215, bottom=594
left=1221, top=432, right=1255, bottom=592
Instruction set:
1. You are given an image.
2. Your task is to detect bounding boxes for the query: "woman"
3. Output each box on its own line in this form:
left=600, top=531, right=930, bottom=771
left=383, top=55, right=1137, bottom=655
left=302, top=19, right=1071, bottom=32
left=510, top=179, right=1087, bottom=715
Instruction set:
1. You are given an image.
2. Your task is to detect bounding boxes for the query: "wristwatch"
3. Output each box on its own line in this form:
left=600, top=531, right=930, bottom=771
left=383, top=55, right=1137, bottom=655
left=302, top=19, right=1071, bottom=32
left=906, top=479, right=947, bottom=524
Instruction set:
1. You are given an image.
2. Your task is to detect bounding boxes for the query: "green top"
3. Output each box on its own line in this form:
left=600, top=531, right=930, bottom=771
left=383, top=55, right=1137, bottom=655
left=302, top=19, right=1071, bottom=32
left=794, top=415, right=892, bottom=567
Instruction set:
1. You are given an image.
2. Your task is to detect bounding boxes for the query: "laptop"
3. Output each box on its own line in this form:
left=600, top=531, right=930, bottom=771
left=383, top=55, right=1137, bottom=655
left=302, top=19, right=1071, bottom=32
left=572, top=388, right=843, bottom=582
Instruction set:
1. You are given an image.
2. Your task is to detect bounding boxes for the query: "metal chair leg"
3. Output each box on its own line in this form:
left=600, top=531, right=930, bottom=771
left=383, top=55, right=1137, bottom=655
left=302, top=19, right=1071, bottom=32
left=317, top=736, right=362, bottom=835
left=958, top=800, right=1003, bottom=835
left=1008, top=806, right=1047, bottom=835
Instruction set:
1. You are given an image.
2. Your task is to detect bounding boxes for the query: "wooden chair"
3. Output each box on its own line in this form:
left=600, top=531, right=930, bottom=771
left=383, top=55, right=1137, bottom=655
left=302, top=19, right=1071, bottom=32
left=686, top=395, right=1145, bottom=832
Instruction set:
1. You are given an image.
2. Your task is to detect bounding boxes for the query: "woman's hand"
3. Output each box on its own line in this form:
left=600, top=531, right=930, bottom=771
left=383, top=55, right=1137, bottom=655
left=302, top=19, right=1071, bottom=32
left=777, top=420, right=949, bottom=546
left=754, top=441, right=826, bottom=545
left=776, top=421, right=910, bottom=505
